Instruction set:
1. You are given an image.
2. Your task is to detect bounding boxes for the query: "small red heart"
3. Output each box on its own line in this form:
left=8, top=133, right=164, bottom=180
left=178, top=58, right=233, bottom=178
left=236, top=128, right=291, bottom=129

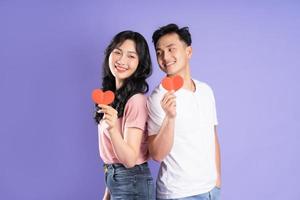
left=161, top=75, right=184, bottom=91
left=92, top=89, right=115, bottom=105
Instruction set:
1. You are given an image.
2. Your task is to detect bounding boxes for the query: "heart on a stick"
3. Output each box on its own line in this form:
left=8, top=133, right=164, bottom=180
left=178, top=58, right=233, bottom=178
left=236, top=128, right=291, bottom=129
left=161, top=75, right=184, bottom=91
left=92, top=89, right=115, bottom=105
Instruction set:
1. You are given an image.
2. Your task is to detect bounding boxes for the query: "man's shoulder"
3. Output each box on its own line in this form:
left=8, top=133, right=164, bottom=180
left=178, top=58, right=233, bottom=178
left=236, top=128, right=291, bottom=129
left=148, top=84, right=165, bottom=100
left=147, top=84, right=166, bottom=113
left=193, top=79, right=214, bottom=94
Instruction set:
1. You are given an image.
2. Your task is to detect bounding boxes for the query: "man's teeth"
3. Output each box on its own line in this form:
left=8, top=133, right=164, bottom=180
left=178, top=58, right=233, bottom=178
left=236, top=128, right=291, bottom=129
left=166, top=62, right=175, bottom=67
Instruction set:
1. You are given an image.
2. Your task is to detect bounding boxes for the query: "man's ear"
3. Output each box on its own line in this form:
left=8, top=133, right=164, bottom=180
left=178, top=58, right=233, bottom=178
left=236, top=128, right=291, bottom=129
left=186, top=46, right=192, bottom=59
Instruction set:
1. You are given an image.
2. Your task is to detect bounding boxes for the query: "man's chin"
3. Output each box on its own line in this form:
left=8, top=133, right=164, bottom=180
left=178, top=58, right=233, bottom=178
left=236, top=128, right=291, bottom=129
left=161, top=67, right=176, bottom=75
left=166, top=71, right=179, bottom=76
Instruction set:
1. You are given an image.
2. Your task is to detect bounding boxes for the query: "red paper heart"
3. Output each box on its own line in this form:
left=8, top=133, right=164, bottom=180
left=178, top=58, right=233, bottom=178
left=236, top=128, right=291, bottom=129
left=92, top=89, right=115, bottom=105
left=161, top=75, right=184, bottom=91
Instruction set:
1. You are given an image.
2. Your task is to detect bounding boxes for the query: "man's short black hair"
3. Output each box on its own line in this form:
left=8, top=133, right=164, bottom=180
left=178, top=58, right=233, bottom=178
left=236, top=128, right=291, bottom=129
left=152, top=23, right=192, bottom=48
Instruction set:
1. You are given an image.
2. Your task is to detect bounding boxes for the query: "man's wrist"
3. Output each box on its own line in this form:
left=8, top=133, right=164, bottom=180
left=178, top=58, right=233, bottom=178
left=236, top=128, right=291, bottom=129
left=165, top=114, right=176, bottom=120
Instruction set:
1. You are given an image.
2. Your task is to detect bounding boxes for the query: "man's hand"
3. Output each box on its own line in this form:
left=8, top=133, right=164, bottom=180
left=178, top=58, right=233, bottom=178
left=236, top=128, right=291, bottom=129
left=161, top=91, right=176, bottom=118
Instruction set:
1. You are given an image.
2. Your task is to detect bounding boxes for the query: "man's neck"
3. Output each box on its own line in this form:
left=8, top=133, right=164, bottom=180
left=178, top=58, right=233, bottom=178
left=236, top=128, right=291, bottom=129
left=182, top=77, right=195, bottom=92
left=175, top=69, right=195, bottom=92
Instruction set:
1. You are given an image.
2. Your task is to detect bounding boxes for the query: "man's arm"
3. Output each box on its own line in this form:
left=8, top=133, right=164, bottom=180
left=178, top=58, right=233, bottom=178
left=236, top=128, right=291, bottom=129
left=148, top=91, right=176, bottom=162
left=148, top=116, right=175, bottom=162
left=215, top=126, right=222, bottom=188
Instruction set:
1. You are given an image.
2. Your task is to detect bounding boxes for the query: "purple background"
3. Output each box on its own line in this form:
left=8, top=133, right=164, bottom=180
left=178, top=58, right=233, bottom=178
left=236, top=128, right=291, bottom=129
left=1, top=1, right=300, bottom=199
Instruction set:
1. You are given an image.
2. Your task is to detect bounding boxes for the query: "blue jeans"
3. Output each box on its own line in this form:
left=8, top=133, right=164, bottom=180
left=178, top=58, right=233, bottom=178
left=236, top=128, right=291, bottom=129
left=105, top=162, right=155, bottom=200
left=157, top=187, right=221, bottom=200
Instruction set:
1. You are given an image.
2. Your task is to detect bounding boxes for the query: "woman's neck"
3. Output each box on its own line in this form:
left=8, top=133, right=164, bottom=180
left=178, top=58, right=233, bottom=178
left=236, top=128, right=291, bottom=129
left=115, top=79, right=123, bottom=90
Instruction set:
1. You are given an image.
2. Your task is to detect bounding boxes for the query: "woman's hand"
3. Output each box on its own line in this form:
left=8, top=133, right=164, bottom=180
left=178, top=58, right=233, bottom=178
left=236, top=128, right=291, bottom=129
left=102, top=187, right=111, bottom=200
left=98, top=104, right=118, bottom=132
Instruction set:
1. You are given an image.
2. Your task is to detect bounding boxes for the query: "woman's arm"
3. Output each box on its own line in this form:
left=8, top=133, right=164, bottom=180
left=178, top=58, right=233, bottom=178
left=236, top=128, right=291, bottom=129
left=109, top=127, right=143, bottom=168
left=98, top=104, right=144, bottom=168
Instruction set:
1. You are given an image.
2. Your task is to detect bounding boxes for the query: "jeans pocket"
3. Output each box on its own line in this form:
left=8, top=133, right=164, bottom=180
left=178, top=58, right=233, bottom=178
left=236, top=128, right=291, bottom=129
left=211, top=186, right=221, bottom=200
left=215, top=186, right=221, bottom=190
left=107, top=173, right=135, bottom=197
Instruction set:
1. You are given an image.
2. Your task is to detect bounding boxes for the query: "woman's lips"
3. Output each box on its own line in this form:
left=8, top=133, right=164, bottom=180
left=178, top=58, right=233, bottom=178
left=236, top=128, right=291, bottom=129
left=115, top=65, right=127, bottom=72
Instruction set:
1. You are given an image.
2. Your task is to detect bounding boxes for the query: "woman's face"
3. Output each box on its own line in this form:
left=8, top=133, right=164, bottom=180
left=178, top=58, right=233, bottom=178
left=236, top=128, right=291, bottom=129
left=108, top=39, right=139, bottom=86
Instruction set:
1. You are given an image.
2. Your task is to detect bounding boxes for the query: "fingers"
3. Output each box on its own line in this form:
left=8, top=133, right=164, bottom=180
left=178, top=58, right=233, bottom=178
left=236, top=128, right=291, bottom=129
left=161, top=91, right=176, bottom=107
left=165, top=98, right=176, bottom=108
left=162, top=91, right=175, bottom=102
left=160, top=91, right=177, bottom=118
left=103, top=114, right=114, bottom=125
left=164, top=96, right=176, bottom=107
left=162, top=95, right=176, bottom=104
left=97, top=104, right=118, bottom=116
left=98, top=105, right=118, bottom=129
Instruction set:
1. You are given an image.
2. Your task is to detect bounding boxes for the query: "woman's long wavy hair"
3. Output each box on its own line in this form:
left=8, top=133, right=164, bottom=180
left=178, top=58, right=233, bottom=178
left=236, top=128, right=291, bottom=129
left=94, top=31, right=152, bottom=124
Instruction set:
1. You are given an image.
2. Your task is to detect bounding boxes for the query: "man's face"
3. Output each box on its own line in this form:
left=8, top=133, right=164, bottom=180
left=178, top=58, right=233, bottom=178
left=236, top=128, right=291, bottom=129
left=155, top=33, right=192, bottom=76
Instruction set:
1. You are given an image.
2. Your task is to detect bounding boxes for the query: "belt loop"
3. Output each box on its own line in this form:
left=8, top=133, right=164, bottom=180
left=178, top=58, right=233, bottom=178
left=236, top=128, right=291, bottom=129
left=112, top=164, right=116, bottom=181
left=138, top=162, right=146, bottom=171
left=103, top=164, right=108, bottom=174
left=137, top=164, right=142, bottom=171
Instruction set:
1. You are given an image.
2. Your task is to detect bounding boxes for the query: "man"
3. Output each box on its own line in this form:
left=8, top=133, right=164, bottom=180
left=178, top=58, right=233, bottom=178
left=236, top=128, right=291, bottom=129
left=147, top=24, right=221, bottom=200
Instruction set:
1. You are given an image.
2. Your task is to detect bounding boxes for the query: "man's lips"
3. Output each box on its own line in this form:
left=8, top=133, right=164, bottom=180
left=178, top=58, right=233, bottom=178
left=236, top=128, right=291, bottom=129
left=164, top=61, right=176, bottom=68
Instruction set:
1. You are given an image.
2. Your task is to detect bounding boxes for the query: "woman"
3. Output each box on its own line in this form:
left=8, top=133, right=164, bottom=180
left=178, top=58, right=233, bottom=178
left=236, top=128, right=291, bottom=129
left=94, top=31, right=154, bottom=200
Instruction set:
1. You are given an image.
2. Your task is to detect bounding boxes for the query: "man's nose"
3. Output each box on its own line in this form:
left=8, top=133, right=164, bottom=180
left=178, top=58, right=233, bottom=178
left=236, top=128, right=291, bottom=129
left=162, top=51, right=171, bottom=62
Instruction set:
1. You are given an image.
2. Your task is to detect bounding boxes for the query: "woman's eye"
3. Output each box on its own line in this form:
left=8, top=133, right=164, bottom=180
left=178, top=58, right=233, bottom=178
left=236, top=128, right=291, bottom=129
left=113, top=50, right=121, bottom=55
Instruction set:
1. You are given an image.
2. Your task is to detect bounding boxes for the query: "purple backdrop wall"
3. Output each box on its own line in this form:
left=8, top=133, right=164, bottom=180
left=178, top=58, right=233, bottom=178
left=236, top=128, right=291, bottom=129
left=1, top=1, right=299, bottom=199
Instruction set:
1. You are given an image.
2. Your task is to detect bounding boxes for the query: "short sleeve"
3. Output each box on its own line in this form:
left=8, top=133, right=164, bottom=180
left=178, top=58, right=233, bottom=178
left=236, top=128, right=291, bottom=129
left=123, top=94, right=148, bottom=131
left=147, top=89, right=165, bottom=136
left=209, top=87, right=218, bottom=126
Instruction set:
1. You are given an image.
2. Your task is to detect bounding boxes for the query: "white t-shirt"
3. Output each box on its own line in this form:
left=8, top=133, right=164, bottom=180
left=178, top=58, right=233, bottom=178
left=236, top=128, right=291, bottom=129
left=147, top=79, right=218, bottom=199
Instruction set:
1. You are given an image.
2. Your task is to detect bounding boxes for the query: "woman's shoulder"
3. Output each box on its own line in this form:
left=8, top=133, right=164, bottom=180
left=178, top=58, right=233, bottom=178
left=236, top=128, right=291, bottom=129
left=127, top=93, right=147, bottom=106
left=123, top=93, right=147, bottom=117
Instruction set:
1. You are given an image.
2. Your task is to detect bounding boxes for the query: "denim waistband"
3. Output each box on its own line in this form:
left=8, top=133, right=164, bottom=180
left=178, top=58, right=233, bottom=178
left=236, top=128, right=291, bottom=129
left=103, top=162, right=149, bottom=173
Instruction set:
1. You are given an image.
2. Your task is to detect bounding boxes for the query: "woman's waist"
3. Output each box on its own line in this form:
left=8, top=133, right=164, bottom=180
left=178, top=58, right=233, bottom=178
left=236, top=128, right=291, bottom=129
left=100, top=146, right=150, bottom=165
left=103, top=162, right=151, bottom=175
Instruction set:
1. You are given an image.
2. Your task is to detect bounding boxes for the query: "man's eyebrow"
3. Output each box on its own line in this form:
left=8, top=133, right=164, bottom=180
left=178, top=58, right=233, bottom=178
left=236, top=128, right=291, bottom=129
left=156, top=43, right=176, bottom=51
left=166, top=43, right=176, bottom=48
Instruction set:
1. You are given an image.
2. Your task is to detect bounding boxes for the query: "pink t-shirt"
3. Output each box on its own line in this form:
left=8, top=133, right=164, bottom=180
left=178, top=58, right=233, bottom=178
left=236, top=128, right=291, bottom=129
left=98, top=93, right=149, bottom=165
